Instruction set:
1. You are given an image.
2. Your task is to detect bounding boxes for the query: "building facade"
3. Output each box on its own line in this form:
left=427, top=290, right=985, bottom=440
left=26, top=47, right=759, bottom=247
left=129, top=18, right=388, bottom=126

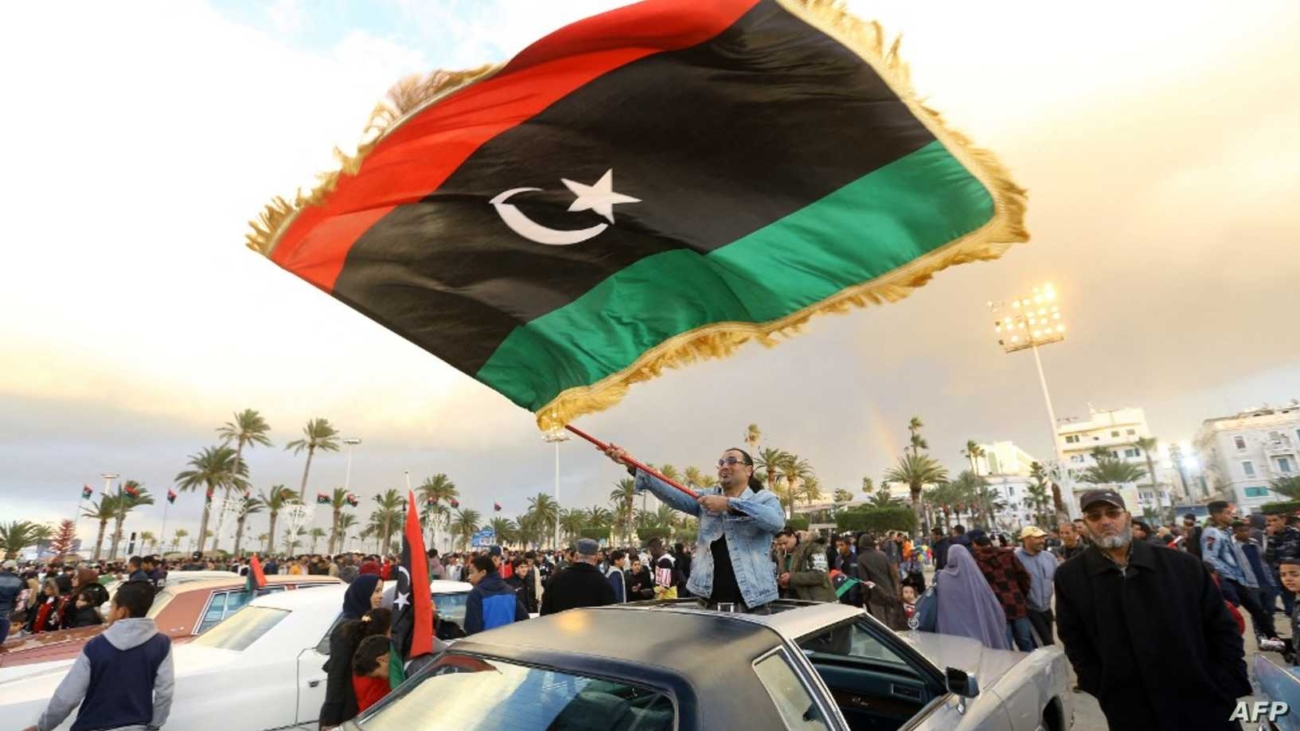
left=1055, top=405, right=1180, bottom=517
left=1195, top=402, right=1300, bottom=514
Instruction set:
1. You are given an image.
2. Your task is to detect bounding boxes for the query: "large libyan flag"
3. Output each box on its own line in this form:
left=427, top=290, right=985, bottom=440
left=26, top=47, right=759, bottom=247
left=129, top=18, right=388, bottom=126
left=248, top=0, right=1027, bottom=430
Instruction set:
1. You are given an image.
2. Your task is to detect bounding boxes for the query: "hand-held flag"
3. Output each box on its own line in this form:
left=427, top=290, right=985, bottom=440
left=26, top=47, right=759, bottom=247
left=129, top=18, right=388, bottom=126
left=81, top=485, right=93, bottom=500
left=246, top=554, right=268, bottom=593
left=248, top=0, right=1027, bottom=431
left=389, top=491, right=433, bottom=687
left=167, top=489, right=178, bottom=505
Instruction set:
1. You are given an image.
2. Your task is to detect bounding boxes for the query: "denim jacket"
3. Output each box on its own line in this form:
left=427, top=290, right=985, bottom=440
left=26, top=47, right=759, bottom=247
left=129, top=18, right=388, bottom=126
left=634, top=470, right=785, bottom=608
left=1202, top=525, right=1250, bottom=586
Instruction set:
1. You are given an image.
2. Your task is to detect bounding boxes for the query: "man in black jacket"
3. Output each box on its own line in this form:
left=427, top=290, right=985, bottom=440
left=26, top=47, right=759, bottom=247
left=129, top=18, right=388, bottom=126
left=540, top=539, right=615, bottom=615
left=1055, top=490, right=1249, bottom=730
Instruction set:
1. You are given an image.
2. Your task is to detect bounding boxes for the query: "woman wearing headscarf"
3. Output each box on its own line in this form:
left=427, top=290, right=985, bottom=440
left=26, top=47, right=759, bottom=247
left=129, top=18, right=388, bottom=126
left=933, top=544, right=1010, bottom=650
left=319, top=574, right=383, bottom=730
left=27, top=578, right=65, bottom=634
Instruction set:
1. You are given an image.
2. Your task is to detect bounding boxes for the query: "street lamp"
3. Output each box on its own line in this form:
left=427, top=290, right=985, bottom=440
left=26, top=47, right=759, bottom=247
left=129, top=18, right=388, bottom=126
left=343, top=438, right=362, bottom=493
left=989, top=284, right=1077, bottom=518
left=543, top=428, right=571, bottom=550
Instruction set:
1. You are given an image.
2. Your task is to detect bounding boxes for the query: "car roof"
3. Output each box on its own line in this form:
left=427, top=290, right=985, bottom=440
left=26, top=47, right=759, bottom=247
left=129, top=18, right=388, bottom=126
left=252, top=583, right=347, bottom=610
left=617, top=599, right=864, bottom=640
left=451, top=604, right=782, bottom=684
left=163, top=575, right=339, bottom=593
left=430, top=580, right=472, bottom=593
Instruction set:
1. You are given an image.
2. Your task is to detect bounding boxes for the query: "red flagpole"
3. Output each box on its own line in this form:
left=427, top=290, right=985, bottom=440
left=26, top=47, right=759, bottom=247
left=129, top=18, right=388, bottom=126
left=564, top=425, right=699, bottom=500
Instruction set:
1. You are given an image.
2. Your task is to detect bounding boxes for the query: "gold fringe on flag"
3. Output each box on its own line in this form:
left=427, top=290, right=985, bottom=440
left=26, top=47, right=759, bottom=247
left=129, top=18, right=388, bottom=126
left=244, top=0, right=1029, bottom=433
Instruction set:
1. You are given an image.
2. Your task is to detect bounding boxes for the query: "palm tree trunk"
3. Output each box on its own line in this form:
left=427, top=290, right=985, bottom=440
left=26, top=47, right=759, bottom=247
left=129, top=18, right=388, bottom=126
left=197, top=488, right=214, bottom=554
left=330, top=508, right=341, bottom=555
left=93, top=519, right=108, bottom=561
left=234, top=516, right=246, bottom=557
left=212, top=486, right=232, bottom=554
left=266, top=511, right=278, bottom=555
left=298, top=448, right=315, bottom=504
left=108, top=516, right=124, bottom=562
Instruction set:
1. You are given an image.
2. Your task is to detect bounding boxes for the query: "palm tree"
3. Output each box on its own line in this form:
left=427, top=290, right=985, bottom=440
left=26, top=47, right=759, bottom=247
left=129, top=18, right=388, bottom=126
left=326, top=487, right=352, bottom=555
left=861, top=476, right=875, bottom=495
left=1080, top=457, right=1147, bottom=486
left=608, top=479, right=636, bottom=545
left=83, top=496, right=120, bottom=561
left=832, top=489, right=854, bottom=505
left=1270, top=476, right=1300, bottom=500
left=234, top=495, right=263, bottom=557
left=907, top=416, right=926, bottom=457
left=259, top=486, right=297, bottom=555
left=963, top=440, right=986, bottom=474
left=1026, top=481, right=1051, bottom=527
left=418, top=474, right=458, bottom=548
left=0, top=521, right=36, bottom=559
left=744, top=424, right=762, bottom=452
left=778, top=454, right=814, bottom=518
left=371, top=489, right=405, bottom=552
left=559, top=510, right=586, bottom=543
left=683, top=466, right=705, bottom=488
left=139, top=530, right=157, bottom=553
left=798, top=475, right=824, bottom=506
left=515, top=513, right=541, bottom=549
left=175, top=445, right=249, bottom=554
left=866, top=491, right=904, bottom=508
left=283, top=527, right=306, bottom=554
left=171, top=529, right=189, bottom=552
left=1134, top=435, right=1162, bottom=490
left=653, top=504, right=680, bottom=539
left=756, top=448, right=789, bottom=496
left=108, top=483, right=154, bottom=561
left=527, top=493, right=560, bottom=548
left=336, top=514, right=359, bottom=552
left=214, top=409, right=273, bottom=539
left=884, top=453, right=949, bottom=528
left=309, top=528, right=326, bottom=554
left=586, top=506, right=614, bottom=529
left=489, top=516, right=517, bottom=546
left=284, top=418, right=342, bottom=515
left=451, top=508, right=482, bottom=550
left=421, top=501, right=450, bottom=550
left=28, top=523, right=54, bottom=557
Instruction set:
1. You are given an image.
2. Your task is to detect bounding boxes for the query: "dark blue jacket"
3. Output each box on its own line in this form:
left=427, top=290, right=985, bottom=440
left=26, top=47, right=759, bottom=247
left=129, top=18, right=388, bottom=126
left=1239, top=539, right=1275, bottom=589
left=465, top=574, right=527, bottom=635
left=0, top=570, right=22, bottom=614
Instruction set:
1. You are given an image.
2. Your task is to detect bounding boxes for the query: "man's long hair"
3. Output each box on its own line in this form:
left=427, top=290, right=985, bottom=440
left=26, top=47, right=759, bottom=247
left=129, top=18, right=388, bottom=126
left=729, top=448, right=764, bottom=491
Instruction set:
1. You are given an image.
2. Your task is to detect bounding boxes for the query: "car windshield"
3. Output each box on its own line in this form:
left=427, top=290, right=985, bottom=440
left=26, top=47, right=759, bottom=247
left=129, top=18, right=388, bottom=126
left=358, top=654, right=674, bottom=731
left=436, top=591, right=469, bottom=625
left=191, top=606, right=288, bottom=651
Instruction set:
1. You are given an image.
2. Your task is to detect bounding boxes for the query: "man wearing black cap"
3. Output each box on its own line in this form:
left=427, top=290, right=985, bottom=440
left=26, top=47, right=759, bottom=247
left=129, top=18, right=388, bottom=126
left=1055, top=489, right=1249, bottom=729
left=539, top=538, right=615, bottom=615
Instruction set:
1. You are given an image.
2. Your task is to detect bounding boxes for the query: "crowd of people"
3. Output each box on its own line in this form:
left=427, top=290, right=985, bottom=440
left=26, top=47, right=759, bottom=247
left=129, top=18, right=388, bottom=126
left=7, top=444, right=1300, bottom=730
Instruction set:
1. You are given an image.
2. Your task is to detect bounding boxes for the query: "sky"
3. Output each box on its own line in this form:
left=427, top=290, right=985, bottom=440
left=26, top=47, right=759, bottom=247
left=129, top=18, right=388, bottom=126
left=1, top=0, right=1298, bottom=551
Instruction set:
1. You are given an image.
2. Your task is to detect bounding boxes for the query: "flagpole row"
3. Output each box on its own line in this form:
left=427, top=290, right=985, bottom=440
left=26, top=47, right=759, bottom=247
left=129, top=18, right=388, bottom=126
left=564, top=425, right=699, bottom=499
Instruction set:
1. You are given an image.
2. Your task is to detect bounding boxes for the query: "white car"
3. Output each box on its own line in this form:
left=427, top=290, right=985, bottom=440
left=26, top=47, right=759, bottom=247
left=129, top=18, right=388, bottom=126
left=3, top=580, right=474, bottom=730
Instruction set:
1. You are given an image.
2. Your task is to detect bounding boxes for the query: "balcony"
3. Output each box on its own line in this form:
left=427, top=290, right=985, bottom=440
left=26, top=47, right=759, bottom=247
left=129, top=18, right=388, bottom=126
left=1264, top=436, right=1297, bottom=457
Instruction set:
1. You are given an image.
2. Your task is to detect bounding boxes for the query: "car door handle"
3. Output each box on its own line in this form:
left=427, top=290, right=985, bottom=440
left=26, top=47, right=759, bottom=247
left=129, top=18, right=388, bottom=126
left=309, top=680, right=322, bottom=688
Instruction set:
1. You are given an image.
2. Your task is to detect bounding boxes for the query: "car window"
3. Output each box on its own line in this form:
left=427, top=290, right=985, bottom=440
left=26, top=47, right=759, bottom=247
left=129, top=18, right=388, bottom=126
left=316, top=614, right=344, bottom=655
left=191, top=607, right=289, bottom=651
left=798, top=620, right=914, bottom=673
left=358, top=654, right=675, bottom=730
left=754, top=652, right=830, bottom=731
left=198, top=592, right=228, bottom=633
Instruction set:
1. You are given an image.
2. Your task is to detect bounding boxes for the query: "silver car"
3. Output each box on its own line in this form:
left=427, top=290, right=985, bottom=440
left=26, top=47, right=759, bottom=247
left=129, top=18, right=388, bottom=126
left=346, top=598, right=1072, bottom=730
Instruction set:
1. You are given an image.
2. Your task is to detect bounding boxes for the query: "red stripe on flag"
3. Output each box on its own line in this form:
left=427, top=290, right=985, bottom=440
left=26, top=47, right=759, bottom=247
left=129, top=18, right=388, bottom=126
left=249, top=553, right=268, bottom=590
left=270, top=0, right=761, bottom=292
left=404, top=491, right=434, bottom=659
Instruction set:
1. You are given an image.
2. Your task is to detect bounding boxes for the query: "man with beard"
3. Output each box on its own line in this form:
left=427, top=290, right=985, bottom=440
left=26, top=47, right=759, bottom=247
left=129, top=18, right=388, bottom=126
left=1055, top=489, right=1249, bottom=730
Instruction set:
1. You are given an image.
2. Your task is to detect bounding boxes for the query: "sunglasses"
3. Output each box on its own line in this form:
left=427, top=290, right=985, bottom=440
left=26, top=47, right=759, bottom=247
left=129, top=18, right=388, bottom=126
left=1084, top=507, right=1125, bottom=523
left=717, top=457, right=749, bottom=467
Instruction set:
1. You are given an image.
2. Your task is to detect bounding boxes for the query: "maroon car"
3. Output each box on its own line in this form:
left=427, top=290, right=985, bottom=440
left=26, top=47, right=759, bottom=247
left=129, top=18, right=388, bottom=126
left=0, top=574, right=338, bottom=669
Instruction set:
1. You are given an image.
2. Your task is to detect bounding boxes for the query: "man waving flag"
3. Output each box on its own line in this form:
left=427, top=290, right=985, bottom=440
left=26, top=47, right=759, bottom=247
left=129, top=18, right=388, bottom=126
left=249, top=0, right=1027, bottom=431
left=389, top=492, right=434, bottom=686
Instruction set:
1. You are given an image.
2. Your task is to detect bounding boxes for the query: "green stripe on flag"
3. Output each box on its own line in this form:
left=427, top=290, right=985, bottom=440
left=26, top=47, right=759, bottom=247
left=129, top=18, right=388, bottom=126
left=477, top=141, right=995, bottom=410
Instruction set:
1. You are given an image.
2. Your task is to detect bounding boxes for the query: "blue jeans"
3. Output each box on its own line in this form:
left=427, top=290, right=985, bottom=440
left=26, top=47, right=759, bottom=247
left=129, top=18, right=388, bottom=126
left=0, top=618, right=9, bottom=645
left=1005, top=617, right=1034, bottom=652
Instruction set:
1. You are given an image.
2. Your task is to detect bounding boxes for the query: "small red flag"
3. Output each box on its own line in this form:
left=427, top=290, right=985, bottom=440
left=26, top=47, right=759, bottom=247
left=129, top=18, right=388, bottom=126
left=81, top=485, right=94, bottom=499
left=493, top=501, right=502, bottom=512
left=449, top=498, right=460, bottom=508
left=247, top=553, right=268, bottom=592
left=167, top=489, right=177, bottom=504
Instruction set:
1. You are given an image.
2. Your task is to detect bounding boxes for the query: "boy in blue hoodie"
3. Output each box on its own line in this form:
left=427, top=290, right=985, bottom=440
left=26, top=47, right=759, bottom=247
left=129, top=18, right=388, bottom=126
left=464, top=555, right=528, bottom=635
left=25, top=580, right=174, bottom=731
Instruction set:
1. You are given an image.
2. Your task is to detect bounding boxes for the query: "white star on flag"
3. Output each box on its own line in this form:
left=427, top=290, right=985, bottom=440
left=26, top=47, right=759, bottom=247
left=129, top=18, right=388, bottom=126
left=394, top=591, right=410, bottom=611
left=562, top=169, right=640, bottom=223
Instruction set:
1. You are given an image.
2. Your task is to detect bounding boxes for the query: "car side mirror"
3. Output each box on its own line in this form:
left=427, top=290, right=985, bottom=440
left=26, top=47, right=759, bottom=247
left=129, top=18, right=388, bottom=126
left=946, top=667, right=979, bottom=699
